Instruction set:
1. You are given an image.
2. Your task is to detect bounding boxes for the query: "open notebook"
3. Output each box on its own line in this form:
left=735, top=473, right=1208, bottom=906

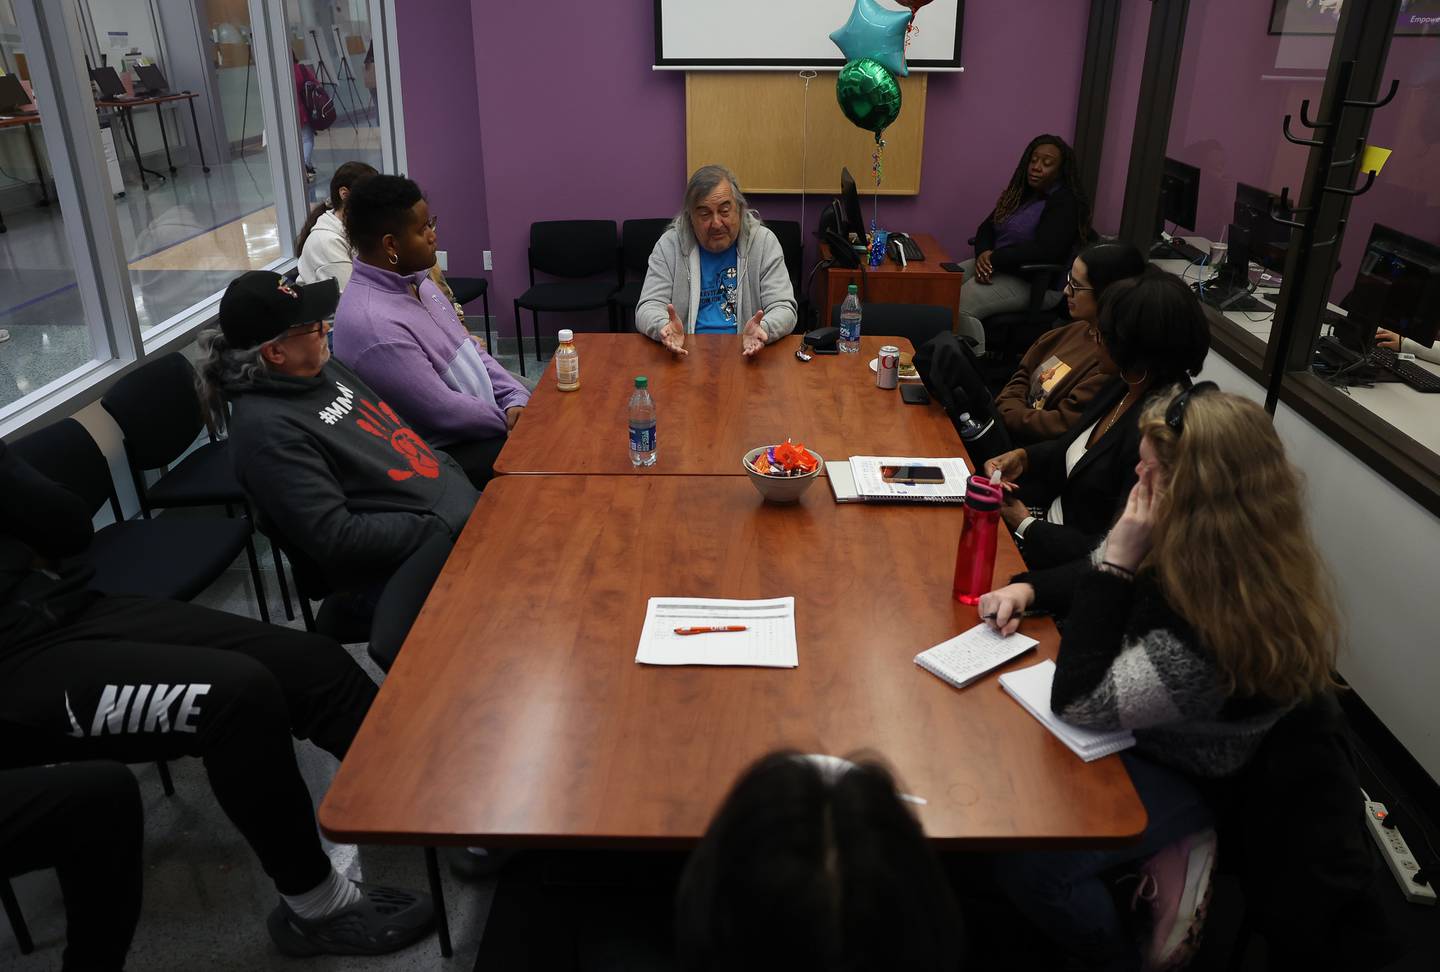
left=827, top=456, right=971, bottom=504
left=914, top=624, right=1037, bottom=690
left=999, top=660, right=1135, bottom=762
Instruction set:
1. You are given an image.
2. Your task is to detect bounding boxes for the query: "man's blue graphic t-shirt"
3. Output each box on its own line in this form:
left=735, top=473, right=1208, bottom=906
left=695, top=243, right=739, bottom=333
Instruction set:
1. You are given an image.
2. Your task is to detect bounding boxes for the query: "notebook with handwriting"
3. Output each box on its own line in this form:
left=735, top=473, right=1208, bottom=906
left=914, top=624, right=1037, bottom=690
left=999, top=660, right=1135, bottom=762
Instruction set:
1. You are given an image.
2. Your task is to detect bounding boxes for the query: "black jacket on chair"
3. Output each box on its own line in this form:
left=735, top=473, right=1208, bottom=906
left=1014, top=377, right=1158, bottom=570
left=972, top=184, right=1082, bottom=274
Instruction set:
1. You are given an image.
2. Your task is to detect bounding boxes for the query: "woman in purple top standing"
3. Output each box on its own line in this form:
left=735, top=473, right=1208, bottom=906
left=332, top=175, right=529, bottom=489
left=958, top=134, right=1091, bottom=354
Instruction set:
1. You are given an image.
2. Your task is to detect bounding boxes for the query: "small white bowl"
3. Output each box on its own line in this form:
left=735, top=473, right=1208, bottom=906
left=742, top=446, right=825, bottom=504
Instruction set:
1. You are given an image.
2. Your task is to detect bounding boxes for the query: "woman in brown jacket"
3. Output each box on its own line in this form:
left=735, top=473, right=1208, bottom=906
left=994, top=241, right=1146, bottom=444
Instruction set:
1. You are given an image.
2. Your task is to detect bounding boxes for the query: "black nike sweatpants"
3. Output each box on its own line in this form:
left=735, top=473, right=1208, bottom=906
left=1, top=761, right=143, bottom=972
left=0, top=596, right=379, bottom=896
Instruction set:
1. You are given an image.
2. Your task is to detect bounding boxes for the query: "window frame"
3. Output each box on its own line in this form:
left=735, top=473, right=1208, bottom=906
left=0, top=0, right=405, bottom=440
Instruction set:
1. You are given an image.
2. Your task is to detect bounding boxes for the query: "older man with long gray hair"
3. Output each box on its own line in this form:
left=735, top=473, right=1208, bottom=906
left=636, top=164, right=796, bottom=357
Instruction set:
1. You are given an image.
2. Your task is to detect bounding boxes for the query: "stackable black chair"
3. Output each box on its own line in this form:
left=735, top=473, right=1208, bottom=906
left=10, top=418, right=257, bottom=608
left=609, top=218, right=671, bottom=330
left=766, top=218, right=807, bottom=325
left=512, top=220, right=620, bottom=376
left=829, top=302, right=952, bottom=350
left=446, top=276, right=493, bottom=350
left=100, top=352, right=272, bottom=622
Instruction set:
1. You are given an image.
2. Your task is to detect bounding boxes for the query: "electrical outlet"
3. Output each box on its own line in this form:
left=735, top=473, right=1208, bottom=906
left=1364, top=800, right=1437, bottom=905
left=483, top=250, right=492, bottom=271
left=436, top=250, right=448, bottom=272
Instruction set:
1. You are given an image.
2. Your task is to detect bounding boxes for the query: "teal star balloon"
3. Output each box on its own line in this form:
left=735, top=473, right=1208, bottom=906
left=828, top=0, right=912, bottom=77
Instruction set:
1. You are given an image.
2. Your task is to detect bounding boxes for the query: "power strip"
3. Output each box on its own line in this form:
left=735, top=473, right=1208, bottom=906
left=1364, top=800, right=1437, bottom=906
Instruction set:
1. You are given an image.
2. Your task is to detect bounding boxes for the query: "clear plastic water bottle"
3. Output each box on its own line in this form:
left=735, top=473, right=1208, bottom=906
left=555, top=328, right=580, bottom=391
left=628, top=376, right=657, bottom=467
left=838, top=283, right=862, bottom=353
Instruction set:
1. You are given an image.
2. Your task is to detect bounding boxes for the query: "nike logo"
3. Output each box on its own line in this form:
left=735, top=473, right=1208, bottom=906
left=66, top=683, right=212, bottom=737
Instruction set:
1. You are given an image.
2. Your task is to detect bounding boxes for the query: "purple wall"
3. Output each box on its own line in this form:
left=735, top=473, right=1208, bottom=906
left=398, top=2, right=1089, bottom=338
left=395, top=0, right=491, bottom=280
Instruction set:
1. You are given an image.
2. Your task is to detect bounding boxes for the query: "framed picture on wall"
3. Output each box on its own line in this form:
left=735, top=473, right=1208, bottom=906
left=1269, top=0, right=1440, bottom=37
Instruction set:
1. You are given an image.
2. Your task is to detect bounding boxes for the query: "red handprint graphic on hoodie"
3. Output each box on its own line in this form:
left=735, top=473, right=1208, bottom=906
left=356, top=398, right=440, bottom=481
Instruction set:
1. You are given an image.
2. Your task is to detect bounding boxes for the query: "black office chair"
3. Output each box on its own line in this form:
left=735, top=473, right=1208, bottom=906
left=766, top=219, right=808, bottom=327
left=10, top=419, right=257, bottom=606
left=609, top=218, right=671, bottom=331
left=828, top=302, right=952, bottom=350
left=512, top=220, right=620, bottom=376
left=446, top=276, right=492, bottom=351
left=255, top=519, right=371, bottom=645
left=963, top=235, right=1069, bottom=368
left=101, top=352, right=272, bottom=623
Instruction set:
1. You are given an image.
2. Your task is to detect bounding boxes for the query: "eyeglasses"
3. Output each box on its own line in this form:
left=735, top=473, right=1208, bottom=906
left=1064, top=274, right=1093, bottom=294
left=278, top=321, right=328, bottom=341
left=423, top=215, right=438, bottom=231
left=1165, top=380, right=1218, bottom=433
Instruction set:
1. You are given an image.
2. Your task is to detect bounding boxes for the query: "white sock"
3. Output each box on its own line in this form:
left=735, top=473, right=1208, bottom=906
left=281, top=868, right=363, bottom=921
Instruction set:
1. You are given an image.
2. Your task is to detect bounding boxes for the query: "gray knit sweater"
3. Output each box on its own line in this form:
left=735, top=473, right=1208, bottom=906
left=1040, top=559, right=1290, bottom=779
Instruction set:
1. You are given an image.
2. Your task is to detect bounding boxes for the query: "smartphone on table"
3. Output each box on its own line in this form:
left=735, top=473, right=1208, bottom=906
left=880, top=465, right=945, bottom=485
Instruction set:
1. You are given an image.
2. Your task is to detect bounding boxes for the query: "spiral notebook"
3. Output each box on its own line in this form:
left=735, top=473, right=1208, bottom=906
left=914, top=624, right=1038, bottom=690
left=999, top=660, right=1135, bottom=762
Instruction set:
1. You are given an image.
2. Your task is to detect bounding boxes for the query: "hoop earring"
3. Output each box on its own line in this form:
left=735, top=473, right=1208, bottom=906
left=387, top=251, right=398, bottom=266
left=1123, top=367, right=1149, bottom=386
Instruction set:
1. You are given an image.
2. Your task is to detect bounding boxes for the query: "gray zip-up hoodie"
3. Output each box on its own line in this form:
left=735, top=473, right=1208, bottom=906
left=635, top=216, right=797, bottom=343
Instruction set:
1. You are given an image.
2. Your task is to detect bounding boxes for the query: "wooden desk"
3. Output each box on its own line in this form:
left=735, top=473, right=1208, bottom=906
left=97, top=91, right=209, bottom=190
left=494, top=334, right=964, bottom=476
left=822, top=232, right=964, bottom=330
left=320, top=474, right=1144, bottom=849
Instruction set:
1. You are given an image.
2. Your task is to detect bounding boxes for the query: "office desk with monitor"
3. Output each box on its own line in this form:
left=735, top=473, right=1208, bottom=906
left=97, top=91, right=210, bottom=190
left=820, top=232, right=964, bottom=331
left=1154, top=240, right=1440, bottom=456
left=322, top=333, right=1146, bottom=854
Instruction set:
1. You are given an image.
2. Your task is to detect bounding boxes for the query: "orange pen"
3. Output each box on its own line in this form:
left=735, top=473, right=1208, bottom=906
left=673, top=625, right=749, bottom=636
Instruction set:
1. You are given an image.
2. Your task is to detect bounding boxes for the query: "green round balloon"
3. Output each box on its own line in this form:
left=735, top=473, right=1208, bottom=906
left=835, top=57, right=902, bottom=135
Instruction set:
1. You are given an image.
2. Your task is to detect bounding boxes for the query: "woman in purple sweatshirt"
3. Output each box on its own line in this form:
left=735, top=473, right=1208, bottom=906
left=333, top=175, right=528, bottom=488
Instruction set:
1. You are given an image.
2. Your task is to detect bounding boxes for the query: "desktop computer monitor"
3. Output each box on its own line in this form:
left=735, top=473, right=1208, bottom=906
left=1217, top=223, right=1253, bottom=292
left=1233, top=182, right=1292, bottom=274
left=89, top=66, right=128, bottom=99
left=1157, top=157, right=1200, bottom=234
left=135, top=63, right=169, bottom=94
left=1349, top=224, right=1440, bottom=348
left=0, top=73, right=29, bottom=114
left=839, top=167, right=866, bottom=246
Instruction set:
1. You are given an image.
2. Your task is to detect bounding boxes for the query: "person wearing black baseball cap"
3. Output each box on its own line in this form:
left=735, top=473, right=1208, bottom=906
left=196, top=271, right=478, bottom=604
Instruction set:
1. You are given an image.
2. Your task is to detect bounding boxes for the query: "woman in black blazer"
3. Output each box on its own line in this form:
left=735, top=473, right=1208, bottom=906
left=984, top=270, right=1211, bottom=570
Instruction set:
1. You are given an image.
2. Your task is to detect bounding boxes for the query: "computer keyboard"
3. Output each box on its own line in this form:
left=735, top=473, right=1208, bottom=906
left=893, top=235, right=925, bottom=262
left=1197, top=285, right=1269, bottom=313
left=1151, top=239, right=1209, bottom=264
left=1370, top=347, right=1440, bottom=393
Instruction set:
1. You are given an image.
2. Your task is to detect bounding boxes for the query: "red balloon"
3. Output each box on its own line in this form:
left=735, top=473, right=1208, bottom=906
left=895, top=0, right=934, bottom=12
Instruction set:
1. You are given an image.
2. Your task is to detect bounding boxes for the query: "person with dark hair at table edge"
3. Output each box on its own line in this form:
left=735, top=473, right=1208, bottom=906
left=194, top=270, right=478, bottom=613
left=994, top=240, right=1148, bottom=445
left=958, top=134, right=1092, bottom=354
left=0, top=436, right=435, bottom=959
left=984, top=269, right=1210, bottom=571
left=332, top=174, right=529, bottom=490
left=674, top=751, right=964, bottom=972
left=637, top=163, right=797, bottom=358
left=297, top=160, right=379, bottom=291
left=979, top=384, right=1340, bottom=971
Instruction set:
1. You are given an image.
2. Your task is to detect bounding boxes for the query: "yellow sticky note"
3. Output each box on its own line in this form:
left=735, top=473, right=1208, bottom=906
left=1360, top=145, right=1392, bottom=175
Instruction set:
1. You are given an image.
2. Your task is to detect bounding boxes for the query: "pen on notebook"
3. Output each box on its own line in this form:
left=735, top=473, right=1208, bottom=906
left=673, top=625, right=749, bottom=636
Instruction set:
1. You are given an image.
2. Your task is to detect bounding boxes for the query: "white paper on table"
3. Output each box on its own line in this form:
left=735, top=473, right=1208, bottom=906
left=636, top=596, right=798, bottom=667
left=848, top=456, right=972, bottom=500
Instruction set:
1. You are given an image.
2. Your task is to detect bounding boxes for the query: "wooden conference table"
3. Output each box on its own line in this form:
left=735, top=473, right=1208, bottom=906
left=320, top=334, right=1144, bottom=850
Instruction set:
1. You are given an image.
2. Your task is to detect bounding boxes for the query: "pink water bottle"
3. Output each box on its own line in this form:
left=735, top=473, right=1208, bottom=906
left=952, top=472, right=1004, bottom=604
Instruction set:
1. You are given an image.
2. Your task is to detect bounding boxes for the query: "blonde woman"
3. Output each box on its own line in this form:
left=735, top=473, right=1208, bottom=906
left=981, top=384, right=1339, bottom=971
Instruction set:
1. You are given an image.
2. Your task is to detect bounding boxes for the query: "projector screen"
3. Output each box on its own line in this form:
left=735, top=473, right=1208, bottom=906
left=654, top=0, right=964, bottom=71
